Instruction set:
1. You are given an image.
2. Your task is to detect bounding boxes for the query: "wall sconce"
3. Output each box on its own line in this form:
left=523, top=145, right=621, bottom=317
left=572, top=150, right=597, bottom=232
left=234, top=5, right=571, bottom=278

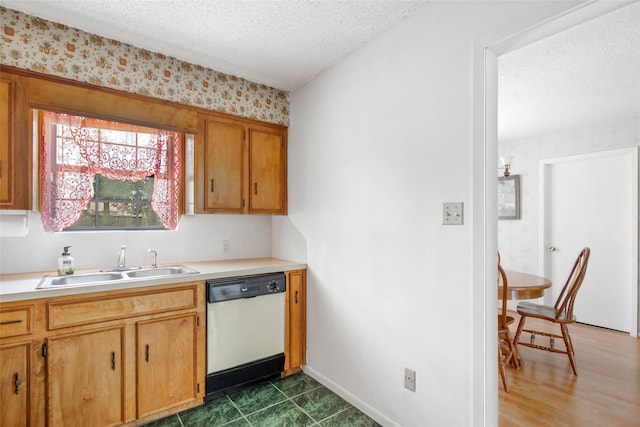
left=499, top=157, right=512, bottom=177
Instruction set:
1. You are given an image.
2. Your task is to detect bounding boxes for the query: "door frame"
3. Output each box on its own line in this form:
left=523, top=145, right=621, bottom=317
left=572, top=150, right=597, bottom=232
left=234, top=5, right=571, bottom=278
left=539, top=148, right=639, bottom=336
left=472, top=1, right=637, bottom=425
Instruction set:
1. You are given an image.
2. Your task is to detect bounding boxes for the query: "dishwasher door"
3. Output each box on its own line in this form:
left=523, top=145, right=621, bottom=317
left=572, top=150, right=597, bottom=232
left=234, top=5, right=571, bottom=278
left=207, top=292, right=285, bottom=374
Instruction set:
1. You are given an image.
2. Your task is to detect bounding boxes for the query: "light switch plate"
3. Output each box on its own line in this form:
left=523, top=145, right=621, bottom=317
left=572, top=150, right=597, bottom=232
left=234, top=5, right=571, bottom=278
left=443, top=202, right=463, bottom=225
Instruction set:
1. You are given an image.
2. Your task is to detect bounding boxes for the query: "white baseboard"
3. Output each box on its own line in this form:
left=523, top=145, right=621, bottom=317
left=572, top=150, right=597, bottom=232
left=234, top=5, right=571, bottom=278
left=301, top=365, right=399, bottom=427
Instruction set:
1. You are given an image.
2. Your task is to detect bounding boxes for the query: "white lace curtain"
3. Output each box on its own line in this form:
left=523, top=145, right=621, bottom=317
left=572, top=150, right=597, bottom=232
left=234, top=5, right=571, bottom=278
left=40, top=111, right=182, bottom=231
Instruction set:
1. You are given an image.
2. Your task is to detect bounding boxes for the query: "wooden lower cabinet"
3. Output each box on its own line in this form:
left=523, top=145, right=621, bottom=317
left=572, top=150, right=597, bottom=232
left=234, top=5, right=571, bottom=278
left=0, top=281, right=205, bottom=427
left=0, top=343, right=30, bottom=427
left=137, top=314, right=197, bottom=418
left=46, top=327, right=124, bottom=427
left=284, top=270, right=307, bottom=374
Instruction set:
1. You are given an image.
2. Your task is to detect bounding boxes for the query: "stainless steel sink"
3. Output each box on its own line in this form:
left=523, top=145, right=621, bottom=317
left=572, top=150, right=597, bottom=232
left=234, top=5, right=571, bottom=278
left=36, top=265, right=199, bottom=289
left=37, top=272, right=127, bottom=288
left=124, top=266, right=199, bottom=279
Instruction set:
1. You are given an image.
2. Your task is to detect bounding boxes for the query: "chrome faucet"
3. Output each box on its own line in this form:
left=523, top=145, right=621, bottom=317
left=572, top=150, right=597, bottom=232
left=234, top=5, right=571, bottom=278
left=148, top=248, right=158, bottom=268
left=117, top=245, right=126, bottom=269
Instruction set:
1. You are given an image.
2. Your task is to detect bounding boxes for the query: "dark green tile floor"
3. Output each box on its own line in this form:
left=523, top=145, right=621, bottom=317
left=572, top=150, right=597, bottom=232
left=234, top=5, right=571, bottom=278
left=143, top=372, right=381, bottom=427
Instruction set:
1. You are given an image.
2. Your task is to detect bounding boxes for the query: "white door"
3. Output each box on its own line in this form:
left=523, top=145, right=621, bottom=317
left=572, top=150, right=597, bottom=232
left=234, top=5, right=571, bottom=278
left=542, top=148, right=638, bottom=334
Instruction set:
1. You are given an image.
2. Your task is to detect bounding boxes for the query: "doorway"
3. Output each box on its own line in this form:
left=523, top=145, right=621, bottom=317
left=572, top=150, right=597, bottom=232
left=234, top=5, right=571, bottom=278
left=473, top=1, right=639, bottom=425
left=494, top=1, right=639, bottom=335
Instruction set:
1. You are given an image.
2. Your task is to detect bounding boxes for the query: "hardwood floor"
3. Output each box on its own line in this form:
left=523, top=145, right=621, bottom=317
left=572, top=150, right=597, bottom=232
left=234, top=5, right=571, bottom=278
left=499, top=312, right=640, bottom=426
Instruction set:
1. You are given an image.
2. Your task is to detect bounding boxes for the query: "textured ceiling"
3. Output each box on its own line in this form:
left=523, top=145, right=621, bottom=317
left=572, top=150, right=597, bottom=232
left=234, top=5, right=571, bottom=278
left=498, top=1, right=640, bottom=142
left=0, top=0, right=427, bottom=91
left=2, top=0, right=637, bottom=140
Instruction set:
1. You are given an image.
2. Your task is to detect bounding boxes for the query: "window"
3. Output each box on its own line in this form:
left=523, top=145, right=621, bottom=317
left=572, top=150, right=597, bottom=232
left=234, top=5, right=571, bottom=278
left=69, top=175, right=162, bottom=229
left=40, top=111, right=182, bottom=231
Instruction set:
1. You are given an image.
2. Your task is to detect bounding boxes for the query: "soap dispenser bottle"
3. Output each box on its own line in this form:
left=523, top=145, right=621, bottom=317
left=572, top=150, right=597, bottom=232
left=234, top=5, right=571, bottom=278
left=58, top=246, right=74, bottom=276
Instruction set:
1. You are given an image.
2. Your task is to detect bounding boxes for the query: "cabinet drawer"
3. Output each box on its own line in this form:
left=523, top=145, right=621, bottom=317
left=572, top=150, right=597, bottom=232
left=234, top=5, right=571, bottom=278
left=0, top=305, right=33, bottom=338
left=47, top=285, right=198, bottom=330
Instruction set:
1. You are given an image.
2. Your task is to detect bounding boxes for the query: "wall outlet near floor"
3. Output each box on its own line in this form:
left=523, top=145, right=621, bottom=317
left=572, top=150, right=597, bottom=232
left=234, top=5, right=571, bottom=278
left=222, top=240, right=231, bottom=254
left=404, top=367, right=416, bottom=392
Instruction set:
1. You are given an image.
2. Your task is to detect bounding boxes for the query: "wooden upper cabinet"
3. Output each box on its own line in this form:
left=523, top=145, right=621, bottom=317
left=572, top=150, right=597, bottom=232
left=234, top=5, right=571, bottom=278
left=0, top=67, right=288, bottom=215
left=197, top=113, right=287, bottom=215
left=0, top=79, right=12, bottom=204
left=249, top=126, right=286, bottom=214
left=202, top=117, right=245, bottom=213
left=0, top=75, right=30, bottom=210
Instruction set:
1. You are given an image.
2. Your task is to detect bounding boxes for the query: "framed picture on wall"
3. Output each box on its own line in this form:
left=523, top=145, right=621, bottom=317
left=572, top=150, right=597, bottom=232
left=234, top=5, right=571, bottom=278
left=498, top=175, right=520, bottom=220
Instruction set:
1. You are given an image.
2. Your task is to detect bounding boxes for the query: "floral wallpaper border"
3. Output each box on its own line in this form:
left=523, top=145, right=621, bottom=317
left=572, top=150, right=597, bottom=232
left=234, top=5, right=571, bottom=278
left=0, top=7, right=289, bottom=126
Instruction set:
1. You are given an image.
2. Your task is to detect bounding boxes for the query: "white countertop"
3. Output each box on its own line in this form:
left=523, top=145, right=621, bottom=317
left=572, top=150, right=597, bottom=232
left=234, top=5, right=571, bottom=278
left=0, top=258, right=307, bottom=302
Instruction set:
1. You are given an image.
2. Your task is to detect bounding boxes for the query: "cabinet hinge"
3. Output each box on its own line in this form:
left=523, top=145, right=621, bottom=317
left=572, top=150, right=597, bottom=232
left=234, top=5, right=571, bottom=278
left=42, top=343, right=47, bottom=358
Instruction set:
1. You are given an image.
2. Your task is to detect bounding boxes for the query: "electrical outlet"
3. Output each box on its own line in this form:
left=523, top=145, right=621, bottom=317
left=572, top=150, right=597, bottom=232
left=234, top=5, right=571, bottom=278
left=404, top=367, right=416, bottom=392
left=222, top=240, right=230, bottom=254
left=443, top=202, right=463, bottom=225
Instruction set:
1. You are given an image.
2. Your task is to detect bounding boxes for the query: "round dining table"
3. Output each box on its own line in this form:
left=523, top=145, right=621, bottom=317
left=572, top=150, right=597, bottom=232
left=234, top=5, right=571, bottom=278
left=499, top=270, right=551, bottom=300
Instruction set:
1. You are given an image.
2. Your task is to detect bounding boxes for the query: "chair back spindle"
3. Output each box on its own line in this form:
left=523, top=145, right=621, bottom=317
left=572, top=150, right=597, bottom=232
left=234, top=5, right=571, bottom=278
left=553, top=247, right=590, bottom=322
left=498, top=264, right=509, bottom=321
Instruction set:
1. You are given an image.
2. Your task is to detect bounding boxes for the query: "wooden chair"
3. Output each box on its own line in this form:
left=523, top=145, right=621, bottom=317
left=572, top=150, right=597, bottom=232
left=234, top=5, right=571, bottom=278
left=513, top=247, right=590, bottom=375
left=498, top=263, right=519, bottom=392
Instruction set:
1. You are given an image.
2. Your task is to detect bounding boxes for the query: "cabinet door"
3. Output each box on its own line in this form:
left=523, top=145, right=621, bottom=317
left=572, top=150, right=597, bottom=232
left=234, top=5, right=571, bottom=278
left=285, top=270, right=306, bottom=373
left=0, top=78, right=14, bottom=204
left=0, top=343, right=29, bottom=427
left=137, top=314, right=196, bottom=418
left=47, top=328, right=124, bottom=427
left=0, top=75, right=30, bottom=210
left=203, top=118, right=245, bottom=213
left=248, top=126, right=286, bottom=214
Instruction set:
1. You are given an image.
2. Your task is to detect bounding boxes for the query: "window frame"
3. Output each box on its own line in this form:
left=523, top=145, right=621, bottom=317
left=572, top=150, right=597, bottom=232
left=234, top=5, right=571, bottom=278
left=38, top=110, right=186, bottom=232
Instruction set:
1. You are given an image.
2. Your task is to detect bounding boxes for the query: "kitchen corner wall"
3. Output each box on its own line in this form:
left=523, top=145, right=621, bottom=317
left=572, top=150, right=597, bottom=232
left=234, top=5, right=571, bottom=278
left=498, top=115, right=640, bottom=275
left=0, top=7, right=287, bottom=274
left=283, top=2, right=565, bottom=426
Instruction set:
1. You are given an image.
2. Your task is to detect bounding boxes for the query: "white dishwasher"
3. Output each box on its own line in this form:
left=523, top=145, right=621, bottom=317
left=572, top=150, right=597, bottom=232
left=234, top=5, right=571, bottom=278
left=205, top=272, right=286, bottom=399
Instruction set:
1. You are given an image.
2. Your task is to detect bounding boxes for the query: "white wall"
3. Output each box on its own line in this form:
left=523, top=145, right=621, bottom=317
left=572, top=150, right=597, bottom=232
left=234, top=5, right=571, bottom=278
left=498, top=115, right=640, bottom=274
left=0, top=212, right=272, bottom=274
left=278, top=2, right=564, bottom=426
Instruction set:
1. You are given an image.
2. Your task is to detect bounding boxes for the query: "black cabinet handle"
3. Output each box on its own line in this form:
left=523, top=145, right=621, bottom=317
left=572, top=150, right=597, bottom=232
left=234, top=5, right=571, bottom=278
left=14, top=372, right=19, bottom=394
left=145, top=344, right=150, bottom=363
left=295, top=290, right=299, bottom=304
left=111, top=352, right=116, bottom=370
left=210, top=179, right=215, bottom=192
left=254, top=183, right=258, bottom=195
left=0, top=319, right=23, bottom=325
